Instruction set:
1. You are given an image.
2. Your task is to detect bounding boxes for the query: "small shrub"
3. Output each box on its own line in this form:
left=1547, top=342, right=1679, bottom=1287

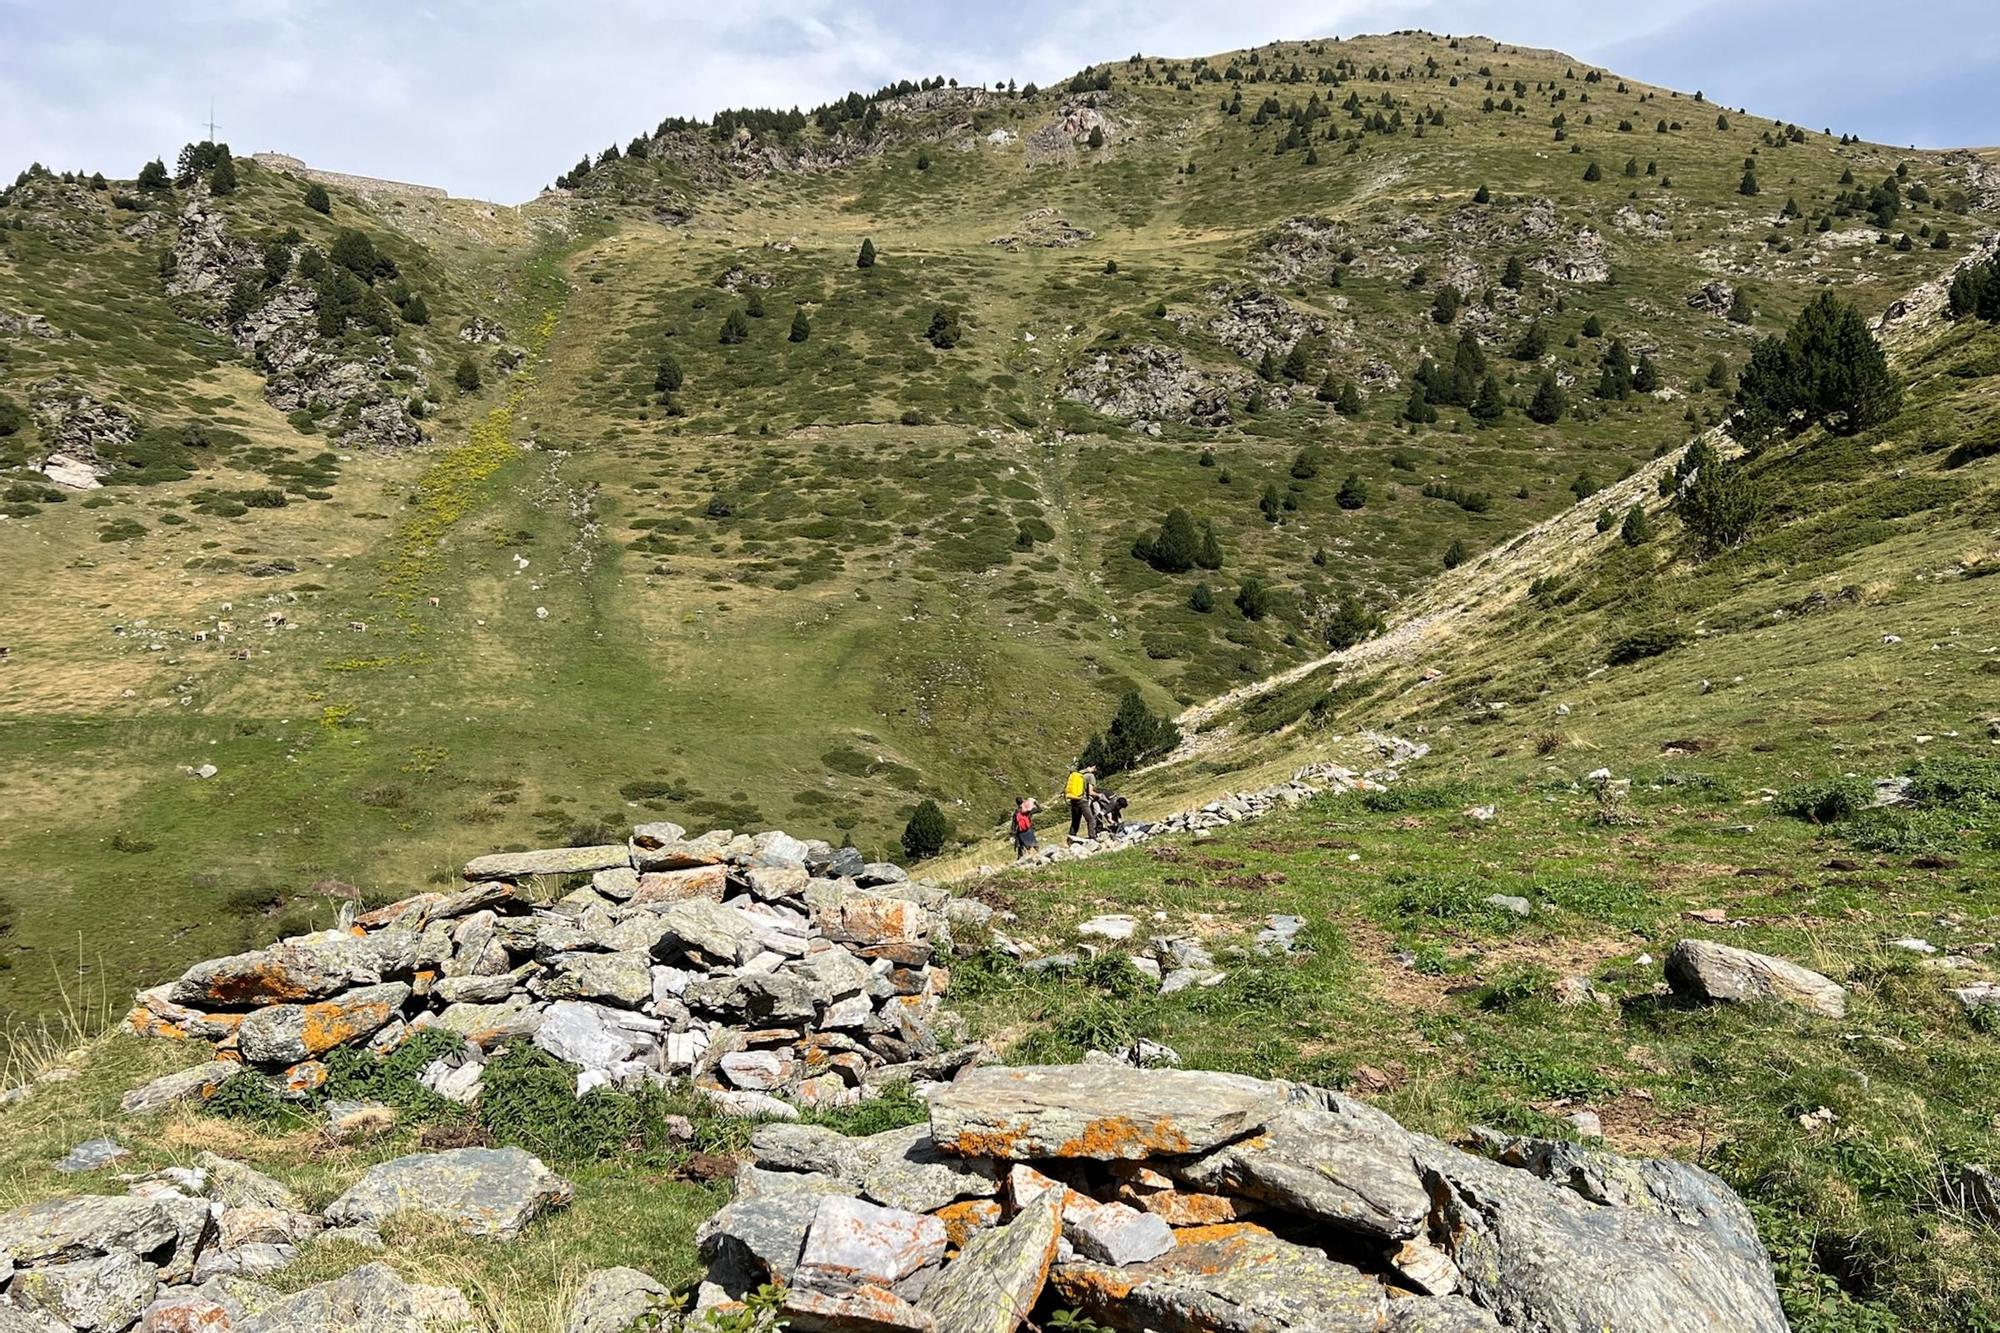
left=1775, top=778, right=1873, bottom=825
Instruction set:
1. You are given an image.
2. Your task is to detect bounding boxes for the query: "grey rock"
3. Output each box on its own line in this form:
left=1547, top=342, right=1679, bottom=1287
left=234, top=1261, right=466, bottom=1333
left=170, top=931, right=416, bottom=1007
left=752, top=1124, right=1001, bottom=1214
left=1425, top=1145, right=1787, bottom=1332
left=929, top=1064, right=1285, bottom=1160
left=324, top=1146, right=573, bottom=1240
left=10, top=1249, right=157, bottom=1332
left=0, top=1304, right=69, bottom=1332
left=1175, top=1097, right=1432, bottom=1241
left=430, top=971, right=521, bottom=1004
left=54, top=1138, right=130, bottom=1174
left=855, top=863, right=910, bottom=887
left=698, top=1186, right=824, bottom=1289
left=565, top=1266, right=669, bottom=1333
left=197, top=1152, right=305, bottom=1211
left=463, top=844, right=629, bottom=880
left=655, top=898, right=760, bottom=964
left=917, top=1190, right=1061, bottom=1333
left=0, top=1194, right=179, bottom=1264
left=1484, top=894, right=1532, bottom=917
left=1061, top=1196, right=1173, bottom=1266
left=793, top=1195, right=947, bottom=1291
left=193, top=1240, right=298, bottom=1281
left=1076, top=915, right=1136, bottom=942
left=236, top=982, right=409, bottom=1065
left=434, top=996, right=542, bottom=1043
left=1051, top=1227, right=1387, bottom=1333
left=535, top=951, right=654, bottom=1006
left=1665, top=939, right=1847, bottom=1018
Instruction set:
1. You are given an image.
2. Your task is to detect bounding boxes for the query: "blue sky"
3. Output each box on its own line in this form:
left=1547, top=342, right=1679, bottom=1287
left=3, top=0, right=1994, bottom=203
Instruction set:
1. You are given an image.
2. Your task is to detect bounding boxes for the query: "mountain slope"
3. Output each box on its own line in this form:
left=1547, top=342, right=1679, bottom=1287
left=0, top=30, right=1993, bottom=1039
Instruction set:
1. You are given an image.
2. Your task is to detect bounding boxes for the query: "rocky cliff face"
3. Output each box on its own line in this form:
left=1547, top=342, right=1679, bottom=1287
left=167, top=197, right=426, bottom=449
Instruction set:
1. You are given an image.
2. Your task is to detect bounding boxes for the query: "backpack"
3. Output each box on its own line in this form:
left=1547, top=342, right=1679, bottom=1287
left=1013, top=808, right=1032, bottom=833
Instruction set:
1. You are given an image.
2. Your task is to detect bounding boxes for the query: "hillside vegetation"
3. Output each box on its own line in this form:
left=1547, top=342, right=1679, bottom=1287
left=0, top=33, right=1996, bottom=1325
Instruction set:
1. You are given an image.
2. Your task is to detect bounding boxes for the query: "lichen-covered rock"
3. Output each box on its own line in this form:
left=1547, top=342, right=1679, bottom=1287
left=233, top=1261, right=469, bottom=1333
left=323, top=1147, right=572, bottom=1240
left=916, top=1191, right=1061, bottom=1333
left=0, top=1194, right=180, bottom=1265
left=1425, top=1144, right=1788, bottom=1332
left=1050, top=1224, right=1387, bottom=1333
left=565, top=1266, right=669, bottom=1333
left=794, top=1195, right=947, bottom=1291
left=236, top=982, right=409, bottom=1066
left=1665, top=939, right=1847, bottom=1018
left=10, top=1249, right=157, bottom=1331
left=929, top=1064, right=1285, bottom=1160
left=169, top=931, right=417, bottom=1008
left=1174, top=1096, right=1432, bottom=1241
left=462, top=845, right=629, bottom=880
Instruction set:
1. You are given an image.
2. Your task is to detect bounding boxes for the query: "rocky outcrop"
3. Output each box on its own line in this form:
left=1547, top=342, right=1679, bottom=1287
left=1255, top=216, right=1350, bottom=285
left=1062, top=343, right=1262, bottom=429
left=683, top=1063, right=1788, bottom=1333
left=165, top=198, right=425, bottom=449
left=126, top=824, right=968, bottom=1113
left=1175, top=283, right=1329, bottom=363
left=27, top=381, right=132, bottom=480
left=986, top=209, right=1094, bottom=250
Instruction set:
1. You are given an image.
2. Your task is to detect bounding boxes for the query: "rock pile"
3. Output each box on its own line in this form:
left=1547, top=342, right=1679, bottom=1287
left=125, top=823, right=969, bottom=1116
left=687, top=1062, right=1788, bottom=1333
left=0, top=1151, right=492, bottom=1331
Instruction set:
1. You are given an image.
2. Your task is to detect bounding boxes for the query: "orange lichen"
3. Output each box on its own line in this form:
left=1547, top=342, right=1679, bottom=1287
left=1055, top=1115, right=1195, bottom=1159
left=934, top=1199, right=1004, bottom=1248
left=1135, top=1190, right=1256, bottom=1227
left=942, top=1121, right=1032, bottom=1159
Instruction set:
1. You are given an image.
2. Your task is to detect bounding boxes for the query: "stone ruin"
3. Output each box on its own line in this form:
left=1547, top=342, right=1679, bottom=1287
left=124, top=822, right=977, bottom=1119
left=689, top=1062, right=1790, bottom=1333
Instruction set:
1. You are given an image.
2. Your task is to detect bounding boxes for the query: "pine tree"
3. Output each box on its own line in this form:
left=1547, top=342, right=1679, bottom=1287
left=1188, top=583, right=1214, bottom=612
left=1633, top=352, right=1660, bottom=393
left=1705, top=356, right=1731, bottom=391
left=1235, top=577, right=1272, bottom=620
left=303, top=182, right=331, bottom=214
left=1260, top=483, right=1282, bottom=522
left=1196, top=520, right=1223, bottom=570
left=1581, top=313, right=1603, bottom=337
left=1527, top=371, right=1566, bottom=424
left=1469, top=374, right=1505, bottom=423
left=1316, top=369, right=1339, bottom=402
left=1335, top=381, right=1363, bottom=416
left=1596, top=339, right=1634, bottom=399
left=1087, top=125, right=1106, bottom=149
left=208, top=154, right=238, bottom=195
left=720, top=308, right=750, bottom=344
left=1582, top=160, right=1602, bottom=182
left=1282, top=341, right=1310, bottom=382
left=1336, top=471, right=1368, bottom=509
left=915, top=151, right=931, bottom=171
left=745, top=289, right=765, bottom=318
left=1403, top=382, right=1438, bottom=423
left=1619, top=504, right=1652, bottom=546
left=900, top=800, right=952, bottom=860
left=788, top=308, right=810, bottom=343
left=1431, top=284, right=1462, bottom=324
left=1738, top=167, right=1759, bottom=196
left=857, top=237, right=877, bottom=268
left=1136, top=507, right=1200, bottom=572
left=454, top=356, right=482, bottom=392
left=1442, top=538, right=1468, bottom=569
left=1501, top=255, right=1526, bottom=289
left=1514, top=319, right=1548, bottom=361
left=926, top=308, right=960, bottom=348
left=1473, top=183, right=1491, bottom=204
left=137, top=158, right=169, bottom=190
left=1732, top=291, right=1901, bottom=442
left=1256, top=348, right=1278, bottom=382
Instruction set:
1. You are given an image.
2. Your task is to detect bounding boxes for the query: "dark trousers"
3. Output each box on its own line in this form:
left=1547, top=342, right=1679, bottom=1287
left=1069, top=798, right=1085, bottom=836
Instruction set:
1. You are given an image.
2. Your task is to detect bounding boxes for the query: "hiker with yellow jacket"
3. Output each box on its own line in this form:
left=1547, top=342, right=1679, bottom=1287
left=1064, top=764, right=1098, bottom=838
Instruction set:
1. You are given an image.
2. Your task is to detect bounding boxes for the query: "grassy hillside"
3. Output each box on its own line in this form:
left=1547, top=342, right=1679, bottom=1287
left=0, top=29, right=1993, bottom=1043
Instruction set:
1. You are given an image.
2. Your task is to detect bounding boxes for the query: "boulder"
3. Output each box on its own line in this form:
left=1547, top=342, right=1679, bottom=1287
left=654, top=898, right=760, bottom=964
left=0, top=1194, right=179, bottom=1264
left=462, top=845, right=629, bottom=880
left=698, top=1185, right=831, bottom=1289
left=1174, top=1096, right=1432, bottom=1240
left=10, top=1250, right=157, bottom=1332
left=916, top=1191, right=1061, bottom=1333
left=929, top=1064, right=1285, bottom=1160
left=535, top=951, right=653, bottom=1006
left=1425, top=1145, right=1788, bottom=1332
left=794, top=1195, right=947, bottom=1291
left=783, top=1284, right=936, bottom=1333
left=434, top=996, right=542, bottom=1045
left=324, top=1147, right=572, bottom=1240
left=533, top=1000, right=658, bottom=1072
left=1050, top=1224, right=1388, bottom=1333
left=1665, top=939, right=1847, bottom=1018
left=629, top=865, right=730, bottom=906
left=565, top=1266, right=669, bottom=1333
left=196, top=1153, right=305, bottom=1211
left=235, top=982, right=409, bottom=1066
left=234, top=1261, right=469, bottom=1333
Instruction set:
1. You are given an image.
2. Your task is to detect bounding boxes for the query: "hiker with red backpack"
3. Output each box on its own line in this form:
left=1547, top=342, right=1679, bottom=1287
left=1011, top=796, right=1039, bottom=859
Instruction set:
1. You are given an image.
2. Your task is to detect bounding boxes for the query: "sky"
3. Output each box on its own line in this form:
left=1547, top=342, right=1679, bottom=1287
left=3, top=0, right=1995, bottom=204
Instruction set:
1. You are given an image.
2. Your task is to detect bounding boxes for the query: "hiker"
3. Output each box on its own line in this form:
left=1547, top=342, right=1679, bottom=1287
left=1065, top=764, right=1097, bottom=838
left=1011, top=796, right=1039, bottom=859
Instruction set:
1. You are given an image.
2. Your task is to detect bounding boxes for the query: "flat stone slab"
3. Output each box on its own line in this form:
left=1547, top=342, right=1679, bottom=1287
left=1665, top=939, right=1846, bottom=1018
left=0, top=1194, right=179, bottom=1265
left=794, top=1195, right=947, bottom=1291
left=324, top=1147, right=572, bottom=1240
left=929, top=1064, right=1286, bottom=1160
left=237, top=982, right=409, bottom=1066
left=1175, top=1097, right=1432, bottom=1241
left=54, top=1138, right=130, bottom=1174
left=1050, top=1224, right=1389, bottom=1333
left=565, top=1266, right=669, bottom=1333
left=918, top=1190, right=1061, bottom=1333
left=463, top=845, right=630, bottom=880
left=235, top=1261, right=471, bottom=1333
